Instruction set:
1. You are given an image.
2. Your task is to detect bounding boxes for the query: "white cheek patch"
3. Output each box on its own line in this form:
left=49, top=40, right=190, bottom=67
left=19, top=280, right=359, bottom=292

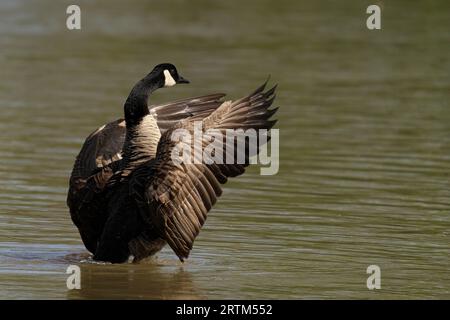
left=163, top=69, right=176, bottom=87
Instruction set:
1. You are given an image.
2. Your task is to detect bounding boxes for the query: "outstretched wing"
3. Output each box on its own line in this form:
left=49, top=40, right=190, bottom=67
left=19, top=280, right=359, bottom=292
left=69, top=119, right=126, bottom=182
left=136, top=83, right=278, bottom=261
left=67, top=119, right=127, bottom=252
left=150, top=93, right=226, bottom=133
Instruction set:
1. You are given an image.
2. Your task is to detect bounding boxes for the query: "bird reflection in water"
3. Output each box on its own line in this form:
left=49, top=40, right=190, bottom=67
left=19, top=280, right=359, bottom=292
left=66, top=258, right=204, bottom=299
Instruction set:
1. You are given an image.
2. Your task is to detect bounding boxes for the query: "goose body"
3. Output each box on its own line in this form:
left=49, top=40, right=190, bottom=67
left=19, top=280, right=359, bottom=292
left=67, top=63, right=278, bottom=263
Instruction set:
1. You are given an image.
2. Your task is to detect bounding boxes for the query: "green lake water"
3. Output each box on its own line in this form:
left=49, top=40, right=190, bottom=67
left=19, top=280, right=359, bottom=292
left=0, top=0, right=449, bottom=299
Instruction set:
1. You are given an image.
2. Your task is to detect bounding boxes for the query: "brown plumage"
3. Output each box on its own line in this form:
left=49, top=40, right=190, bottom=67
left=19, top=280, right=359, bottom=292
left=67, top=94, right=225, bottom=255
left=67, top=63, right=278, bottom=263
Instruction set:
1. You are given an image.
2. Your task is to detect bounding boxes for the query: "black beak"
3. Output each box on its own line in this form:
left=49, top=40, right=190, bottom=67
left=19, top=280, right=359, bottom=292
left=177, top=76, right=190, bottom=84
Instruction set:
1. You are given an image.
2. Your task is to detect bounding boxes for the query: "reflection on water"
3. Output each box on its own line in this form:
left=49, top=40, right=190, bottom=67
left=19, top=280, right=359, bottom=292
left=67, top=263, right=203, bottom=300
left=0, top=0, right=449, bottom=299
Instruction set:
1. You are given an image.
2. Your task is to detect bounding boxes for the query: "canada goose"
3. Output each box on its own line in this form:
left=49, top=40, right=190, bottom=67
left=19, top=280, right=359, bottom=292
left=67, top=63, right=278, bottom=263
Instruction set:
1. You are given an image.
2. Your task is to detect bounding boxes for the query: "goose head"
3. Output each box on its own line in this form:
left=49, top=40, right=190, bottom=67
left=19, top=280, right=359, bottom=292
left=124, top=63, right=189, bottom=124
left=144, top=63, right=190, bottom=88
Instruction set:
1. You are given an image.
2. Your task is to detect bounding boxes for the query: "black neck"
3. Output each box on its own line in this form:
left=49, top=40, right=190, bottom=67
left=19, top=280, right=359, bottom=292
left=124, top=74, right=162, bottom=125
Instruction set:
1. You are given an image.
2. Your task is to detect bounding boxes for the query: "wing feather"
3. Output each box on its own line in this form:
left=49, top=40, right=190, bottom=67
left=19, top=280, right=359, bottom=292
left=138, top=82, right=278, bottom=260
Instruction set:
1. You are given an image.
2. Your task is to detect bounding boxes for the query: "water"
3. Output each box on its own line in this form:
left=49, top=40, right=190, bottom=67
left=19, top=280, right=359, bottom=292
left=0, top=0, right=449, bottom=299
